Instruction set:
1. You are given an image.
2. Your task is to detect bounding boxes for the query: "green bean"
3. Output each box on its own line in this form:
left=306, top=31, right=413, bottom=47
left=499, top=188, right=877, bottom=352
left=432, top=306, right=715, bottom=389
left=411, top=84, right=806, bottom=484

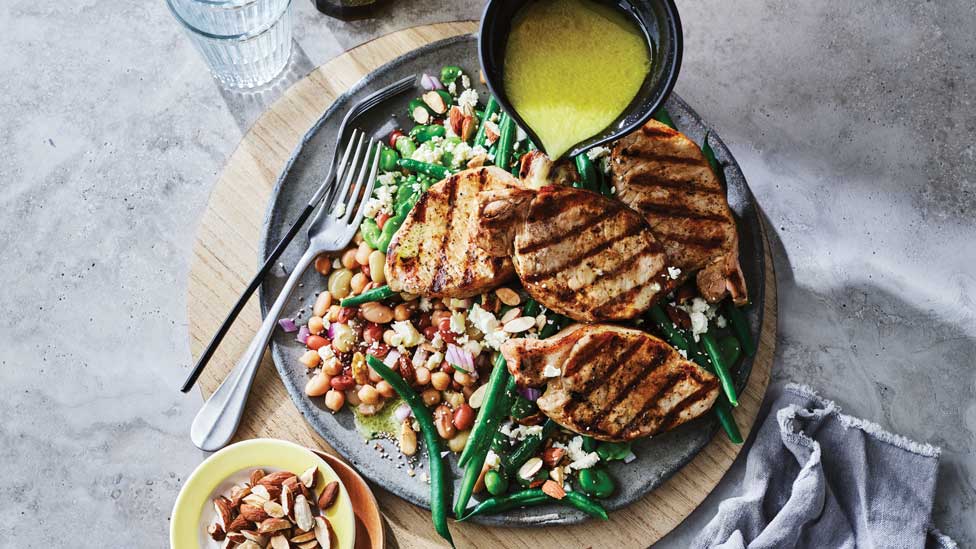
left=360, top=218, right=381, bottom=250
left=574, top=153, right=599, bottom=191
left=521, top=298, right=541, bottom=318
left=440, top=65, right=463, bottom=84
left=595, top=441, right=631, bottom=462
left=339, top=285, right=396, bottom=307
left=365, top=356, right=453, bottom=545
left=723, top=300, right=756, bottom=357
left=458, top=489, right=550, bottom=521
left=719, top=335, right=742, bottom=366
left=562, top=491, right=610, bottom=520
left=713, top=397, right=743, bottom=444
left=495, top=113, right=517, bottom=169
left=700, top=332, right=739, bottom=407
left=648, top=305, right=691, bottom=350
left=653, top=107, right=676, bottom=129
left=582, top=435, right=598, bottom=453
left=409, top=124, right=446, bottom=143
left=474, top=97, right=499, bottom=147
left=394, top=135, right=417, bottom=158
left=379, top=146, right=399, bottom=172
left=701, top=131, right=727, bottom=188
left=503, top=419, right=556, bottom=472
left=375, top=212, right=404, bottom=252
left=398, top=158, right=451, bottom=180
left=455, top=354, right=510, bottom=512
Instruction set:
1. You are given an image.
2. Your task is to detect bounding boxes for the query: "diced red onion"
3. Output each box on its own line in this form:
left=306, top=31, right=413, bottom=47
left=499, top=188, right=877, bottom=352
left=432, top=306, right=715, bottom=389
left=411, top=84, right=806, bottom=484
left=518, top=387, right=542, bottom=401
left=295, top=325, right=310, bottom=344
left=278, top=318, right=298, bottom=333
left=445, top=344, right=474, bottom=373
left=383, top=349, right=402, bottom=368
left=326, top=322, right=337, bottom=339
left=623, top=451, right=637, bottom=464
left=394, top=402, right=412, bottom=422
left=412, top=347, right=429, bottom=367
left=420, top=73, right=444, bottom=91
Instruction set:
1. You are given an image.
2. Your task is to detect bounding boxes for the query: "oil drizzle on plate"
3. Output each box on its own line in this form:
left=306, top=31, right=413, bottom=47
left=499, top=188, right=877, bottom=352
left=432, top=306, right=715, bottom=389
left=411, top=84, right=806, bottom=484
left=504, top=0, right=651, bottom=159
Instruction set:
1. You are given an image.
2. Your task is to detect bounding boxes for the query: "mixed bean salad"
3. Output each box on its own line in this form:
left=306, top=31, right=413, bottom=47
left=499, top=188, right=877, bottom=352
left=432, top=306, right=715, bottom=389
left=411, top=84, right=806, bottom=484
left=280, top=65, right=754, bottom=544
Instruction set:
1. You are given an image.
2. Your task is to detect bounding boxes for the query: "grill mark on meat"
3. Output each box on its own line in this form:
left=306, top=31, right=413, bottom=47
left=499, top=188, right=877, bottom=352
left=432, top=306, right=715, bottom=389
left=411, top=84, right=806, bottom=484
left=428, top=174, right=459, bottom=294
left=549, top=238, right=663, bottom=306
left=589, top=345, right=670, bottom=435
left=412, top=191, right=431, bottom=222
left=519, top=216, right=645, bottom=284
left=616, top=370, right=686, bottom=435
left=567, top=343, right=663, bottom=427
left=571, top=336, right=644, bottom=402
left=619, top=148, right=703, bottom=166
left=526, top=188, right=587, bottom=222
left=562, top=332, right=614, bottom=378
left=640, top=125, right=674, bottom=138
left=621, top=171, right=723, bottom=194
left=517, top=206, right=618, bottom=254
left=653, top=231, right=728, bottom=251
left=634, top=201, right=730, bottom=223
left=658, top=382, right=719, bottom=431
left=458, top=171, right=486, bottom=290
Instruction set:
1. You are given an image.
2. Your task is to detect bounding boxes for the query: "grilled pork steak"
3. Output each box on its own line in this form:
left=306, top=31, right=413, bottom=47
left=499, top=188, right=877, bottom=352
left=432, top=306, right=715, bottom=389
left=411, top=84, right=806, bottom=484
left=475, top=184, right=674, bottom=322
left=502, top=324, right=719, bottom=441
left=386, top=166, right=516, bottom=298
left=612, top=120, right=748, bottom=305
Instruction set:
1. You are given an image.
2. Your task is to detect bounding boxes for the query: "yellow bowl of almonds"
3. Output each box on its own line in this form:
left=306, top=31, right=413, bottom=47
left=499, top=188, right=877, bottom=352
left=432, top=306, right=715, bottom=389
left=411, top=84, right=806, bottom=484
left=170, top=438, right=355, bottom=549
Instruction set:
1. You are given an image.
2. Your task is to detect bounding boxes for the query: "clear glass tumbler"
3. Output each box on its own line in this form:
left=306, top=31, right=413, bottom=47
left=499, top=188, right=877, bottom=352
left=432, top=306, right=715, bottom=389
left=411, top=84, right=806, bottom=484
left=166, top=0, right=293, bottom=89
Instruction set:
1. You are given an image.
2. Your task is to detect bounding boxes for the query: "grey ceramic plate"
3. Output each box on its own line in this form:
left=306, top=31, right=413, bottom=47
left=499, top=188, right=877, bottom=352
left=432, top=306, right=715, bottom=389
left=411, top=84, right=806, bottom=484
left=259, top=33, right=764, bottom=526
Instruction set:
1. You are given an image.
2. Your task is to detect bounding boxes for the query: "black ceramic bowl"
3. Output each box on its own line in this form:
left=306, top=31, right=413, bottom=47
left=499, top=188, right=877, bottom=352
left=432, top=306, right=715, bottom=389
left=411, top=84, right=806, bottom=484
left=479, top=0, right=683, bottom=158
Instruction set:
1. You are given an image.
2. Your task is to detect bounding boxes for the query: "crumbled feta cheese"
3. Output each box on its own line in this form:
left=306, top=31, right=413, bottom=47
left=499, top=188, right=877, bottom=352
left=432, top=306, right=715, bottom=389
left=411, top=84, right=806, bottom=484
left=715, top=315, right=728, bottom=328
left=460, top=74, right=471, bottom=89
left=458, top=89, right=479, bottom=111
left=502, top=423, right=544, bottom=441
left=447, top=81, right=457, bottom=95
left=430, top=332, right=445, bottom=351
left=412, top=347, right=429, bottom=367
left=485, top=450, right=500, bottom=468
left=678, top=348, right=688, bottom=359
left=542, top=364, right=561, bottom=378
left=467, top=303, right=509, bottom=350
left=667, top=266, right=682, bottom=280
left=462, top=338, right=483, bottom=358
left=489, top=112, right=499, bottom=123
left=364, top=179, right=396, bottom=218
left=677, top=297, right=718, bottom=342
left=317, top=345, right=336, bottom=362
left=535, top=313, right=547, bottom=331
left=558, top=436, right=601, bottom=470
left=411, top=141, right=442, bottom=164
left=392, top=321, right=423, bottom=347
left=570, top=452, right=601, bottom=470
left=418, top=297, right=433, bottom=312
left=333, top=202, right=346, bottom=217
left=586, top=146, right=610, bottom=161
left=450, top=311, right=466, bottom=334
left=425, top=351, right=444, bottom=370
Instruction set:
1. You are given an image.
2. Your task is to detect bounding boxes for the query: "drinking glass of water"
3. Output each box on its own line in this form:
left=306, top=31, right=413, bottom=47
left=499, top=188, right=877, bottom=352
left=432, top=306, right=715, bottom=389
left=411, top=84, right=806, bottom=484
left=166, top=0, right=294, bottom=89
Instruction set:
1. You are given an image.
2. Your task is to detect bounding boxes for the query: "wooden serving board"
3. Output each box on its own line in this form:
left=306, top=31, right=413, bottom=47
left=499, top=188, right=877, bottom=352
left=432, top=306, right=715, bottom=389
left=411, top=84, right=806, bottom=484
left=186, top=21, right=777, bottom=548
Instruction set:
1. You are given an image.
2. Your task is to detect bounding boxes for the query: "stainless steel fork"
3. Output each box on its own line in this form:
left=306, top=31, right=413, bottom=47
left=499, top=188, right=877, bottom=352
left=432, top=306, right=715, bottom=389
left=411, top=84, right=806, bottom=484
left=191, top=130, right=382, bottom=451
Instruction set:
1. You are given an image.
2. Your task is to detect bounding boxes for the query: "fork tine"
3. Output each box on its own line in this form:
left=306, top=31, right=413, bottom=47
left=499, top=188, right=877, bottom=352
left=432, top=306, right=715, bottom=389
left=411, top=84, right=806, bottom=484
left=348, top=143, right=383, bottom=228
left=330, top=132, right=367, bottom=215
left=341, top=139, right=380, bottom=224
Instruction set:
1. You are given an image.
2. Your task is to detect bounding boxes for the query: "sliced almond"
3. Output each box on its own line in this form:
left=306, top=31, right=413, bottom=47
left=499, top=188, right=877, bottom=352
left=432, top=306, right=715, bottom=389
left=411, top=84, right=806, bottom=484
left=257, top=517, right=291, bottom=534
left=466, top=153, right=487, bottom=169
left=249, top=484, right=271, bottom=501
left=241, top=530, right=268, bottom=545
left=212, top=496, right=234, bottom=526
left=484, top=121, right=500, bottom=145
left=468, top=383, right=488, bottom=409
left=503, top=315, right=537, bottom=333
left=290, top=531, right=317, bottom=543
left=298, top=541, right=320, bottom=549
left=294, top=494, right=314, bottom=532
left=249, top=469, right=266, bottom=487
left=542, top=447, right=566, bottom=468
left=270, top=534, right=290, bottom=549
left=258, top=471, right=295, bottom=488
left=317, top=481, right=340, bottom=511
left=207, top=522, right=226, bottom=541
left=226, top=531, right=246, bottom=544
left=263, top=499, right=286, bottom=519
left=237, top=541, right=262, bottom=549
left=230, top=485, right=252, bottom=507
left=412, top=105, right=431, bottom=125
left=422, top=91, right=448, bottom=114
left=495, top=287, right=521, bottom=306
left=500, top=307, right=522, bottom=324
left=239, top=503, right=269, bottom=523
left=549, top=466, right=566, bottom=485
left=541, top=479, right=566, bottom=500
left=473, top=463, right=490, bottom=494
left=227, top=514, right=252, bottom=533
left=281, top=484, right=295, bottom=519
left=448, top=106, right=464, bottom=136
left=299, top=466, right=317, bottom=489
left=518, top=456, right=544, bottom=480
left=242, top=493, right=267, bottom=507
left=461, top=114, right=477, bottom=142
left=314, top=516, right=335, bottom=549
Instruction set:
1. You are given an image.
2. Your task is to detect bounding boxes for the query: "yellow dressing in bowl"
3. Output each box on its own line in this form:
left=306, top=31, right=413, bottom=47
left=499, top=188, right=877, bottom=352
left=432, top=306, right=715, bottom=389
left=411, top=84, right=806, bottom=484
left=504, top=0, right=651, bottom=159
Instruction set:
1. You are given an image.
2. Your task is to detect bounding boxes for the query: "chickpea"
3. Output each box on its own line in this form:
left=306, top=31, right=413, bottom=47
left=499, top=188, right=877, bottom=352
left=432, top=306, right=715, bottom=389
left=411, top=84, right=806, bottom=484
left=308, top=316, right=325, bottom=335
left=328, top=269, right=353, bottom=299
left=325, top=389, right=345, bottom=411
left=327, top=304, right=341, bottom=323
left=430, top=371, right=451, bottom=391
left=368, top=365, right=383, bottom=384
left=454, top=370, right=474, bottom=387
left=382, top=329, right=398, bottom=347
left=345, top=388, right=361, bottom=406
left=394, top=302, right=416, bottom=322
left=341, top=248, right=358, bottom=270
left=447, top=430, right=470, bottom=452
left=355, top=241, right=373, bottom=265
left=314, top=255, right=333, bottom=276
left=323, top=358, right=343, bottom=376
left=358, top=385, right=380, bottom=405
left=350, top=272, right=369, bottom=295
left=298, top=350, right=321, bottom=369
left=312, top=292, right=332, bottom=317
left=305, top=372, right=332, bottom=397
left=368, top=250, right=387, bottom=284
left=360, top=302, right=394, bottom=324
left=376, top=380, right=396, bottom=398
left=421, top=388, right=442, bottom=406
left=414, top=366, right=431, bottom=386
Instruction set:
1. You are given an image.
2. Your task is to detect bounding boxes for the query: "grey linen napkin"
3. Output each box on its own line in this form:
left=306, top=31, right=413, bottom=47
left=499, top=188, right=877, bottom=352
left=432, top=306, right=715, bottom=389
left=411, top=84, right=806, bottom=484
left=691, top=383, right=957, bottom=549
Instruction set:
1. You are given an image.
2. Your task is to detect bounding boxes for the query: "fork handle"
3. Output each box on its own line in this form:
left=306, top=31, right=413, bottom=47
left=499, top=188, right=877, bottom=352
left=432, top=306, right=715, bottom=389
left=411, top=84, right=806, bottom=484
left=190, top=247, right=317, bottom=451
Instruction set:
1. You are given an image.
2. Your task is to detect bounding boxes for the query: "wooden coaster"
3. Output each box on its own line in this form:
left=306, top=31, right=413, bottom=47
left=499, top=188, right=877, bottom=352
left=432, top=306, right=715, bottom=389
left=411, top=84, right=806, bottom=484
left=186, top=21, right=777, bottom=548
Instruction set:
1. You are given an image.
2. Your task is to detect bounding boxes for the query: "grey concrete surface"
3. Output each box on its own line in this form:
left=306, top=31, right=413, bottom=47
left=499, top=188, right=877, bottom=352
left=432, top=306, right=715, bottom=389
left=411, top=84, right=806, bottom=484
left=0, top=0, right=973, bottom=547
